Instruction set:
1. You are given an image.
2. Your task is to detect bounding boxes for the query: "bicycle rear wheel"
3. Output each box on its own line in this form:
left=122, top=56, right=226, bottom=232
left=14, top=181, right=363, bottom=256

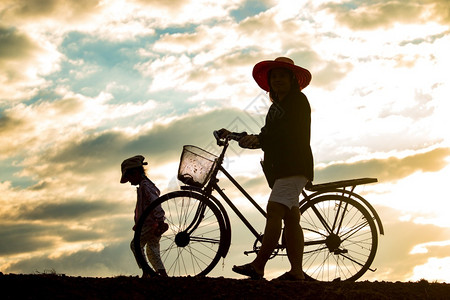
left=300, top=194, right=378, bottom=282
left=134, top=190, right=227, bottom=277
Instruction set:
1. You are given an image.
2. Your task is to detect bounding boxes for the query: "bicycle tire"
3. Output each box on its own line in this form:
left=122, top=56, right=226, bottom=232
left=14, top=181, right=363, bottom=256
left=134, top=190, right=227, bottom=277
left=299, top=194, right=378, bottom=282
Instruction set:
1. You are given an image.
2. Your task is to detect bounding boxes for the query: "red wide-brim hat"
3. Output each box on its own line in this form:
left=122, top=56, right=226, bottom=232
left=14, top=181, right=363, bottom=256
left=252, top=57, right=311, bottom=92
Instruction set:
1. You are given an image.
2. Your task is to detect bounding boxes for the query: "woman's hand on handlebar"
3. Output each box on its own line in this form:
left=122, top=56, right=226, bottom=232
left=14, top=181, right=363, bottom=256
left=217, top=128, right=231, bottom=139
left=214, top=129, right=254, bottom=147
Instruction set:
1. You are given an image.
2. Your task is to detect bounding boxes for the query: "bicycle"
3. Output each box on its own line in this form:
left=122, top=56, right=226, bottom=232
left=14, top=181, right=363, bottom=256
left=134, top=131, right=384, bottom=282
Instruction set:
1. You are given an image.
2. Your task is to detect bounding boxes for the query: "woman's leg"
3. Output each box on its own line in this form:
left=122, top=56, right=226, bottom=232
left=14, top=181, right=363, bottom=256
left=131, top=234, right=153, bottom=277
left=251, top=201, right=287, bottom=274
left=284, top=206, right=305, bottom=278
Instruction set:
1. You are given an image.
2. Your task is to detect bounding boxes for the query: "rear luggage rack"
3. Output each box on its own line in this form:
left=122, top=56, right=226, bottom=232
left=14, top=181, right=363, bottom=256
left=306, top=178, right=378, bottom=192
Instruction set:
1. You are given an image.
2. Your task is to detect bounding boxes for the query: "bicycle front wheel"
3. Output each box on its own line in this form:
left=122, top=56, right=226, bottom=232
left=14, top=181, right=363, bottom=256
left=300, top=194, right=378, bottom=282
left=134, top=190, right=227, bottom=277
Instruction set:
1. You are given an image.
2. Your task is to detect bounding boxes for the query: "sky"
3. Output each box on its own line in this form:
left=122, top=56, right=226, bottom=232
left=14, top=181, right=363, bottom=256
left=0, top=0, right=449, bottom=282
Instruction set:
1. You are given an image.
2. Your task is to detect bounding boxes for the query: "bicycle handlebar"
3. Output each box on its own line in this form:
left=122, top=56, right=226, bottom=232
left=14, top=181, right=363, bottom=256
left=213, top=130, right=247, bottom=146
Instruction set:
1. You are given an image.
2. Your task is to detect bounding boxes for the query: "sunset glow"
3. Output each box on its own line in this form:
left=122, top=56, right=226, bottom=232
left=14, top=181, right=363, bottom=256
left=1, top=0, right=449, bottom=282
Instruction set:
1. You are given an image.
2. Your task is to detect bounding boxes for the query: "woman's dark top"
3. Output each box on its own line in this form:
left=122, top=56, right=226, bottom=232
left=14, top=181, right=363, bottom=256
left=258, top=91, right=314, bottom=188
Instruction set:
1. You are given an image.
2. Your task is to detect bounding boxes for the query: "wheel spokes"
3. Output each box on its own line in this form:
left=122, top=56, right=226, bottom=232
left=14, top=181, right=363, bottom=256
left=301, top=195, right=377, bottom=281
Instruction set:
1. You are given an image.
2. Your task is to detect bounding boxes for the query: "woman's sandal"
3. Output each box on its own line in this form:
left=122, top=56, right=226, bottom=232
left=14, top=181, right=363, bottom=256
left=273, top=272, right=305, bottom=281
left=232, top=263, right=263, bottom=280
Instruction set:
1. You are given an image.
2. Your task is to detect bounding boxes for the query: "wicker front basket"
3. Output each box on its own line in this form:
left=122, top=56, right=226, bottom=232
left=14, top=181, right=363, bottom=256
left=177, top=145, right=218, bottom=187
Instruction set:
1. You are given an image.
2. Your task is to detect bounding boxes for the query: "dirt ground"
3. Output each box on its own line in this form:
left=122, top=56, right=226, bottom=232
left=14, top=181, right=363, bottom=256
left=1, top=273, right=450, bottom=299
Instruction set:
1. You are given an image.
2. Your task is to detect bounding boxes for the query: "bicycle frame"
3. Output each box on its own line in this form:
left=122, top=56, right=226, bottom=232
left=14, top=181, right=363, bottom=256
left=185, top=135, right=383, bottom=258
left=213, top=166, right=266, bottom=242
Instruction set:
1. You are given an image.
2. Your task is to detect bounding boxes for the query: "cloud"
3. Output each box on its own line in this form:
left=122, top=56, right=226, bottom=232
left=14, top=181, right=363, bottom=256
left=411, top=240, right=450, bottom=256
left=230, top=0, right=272, bottom=22
left=0, top=112, right=25, bottom=133
left=364, top=205, right=450, bottom=281
left=409, top=257, right=450, bottom=282
left=0, top=95, right=87, bottom=158
left=0, top=100, right=260, bottom=192
left=0, top=27, right=39, bottom=61
left=310, top=61, right=354, bottom=90
left=138, top=26, right=264, bottom=97
left=0, top=207, right=133, bottom=272
left=0, top=0, right=102, bottom=24
left=3, top=241, right=138, bottom=276
left=0, top=221, right=111, bottom=256
left=0, top=26, right=57, bottom=102
left=0, top=92, right=160, bottom=159
left=133, top=0, right=237, bottom=26
left=0, top=0, right=237, bottom=43
left=35, top=107, right=258, bottom=176
left=0, top=223, right=59, bottom=255
left=431, top=0, right=450, bottom=24
left=399, top=29, right=450, bottom=46
left=377, top=89, right=435, bottom=120
left=138, top=9, right=333, bottom=98
left=322, top=0, right=448, bottom=30
left=17, top=199, right=127, bottom=221
left=237, top=8, right=278, bottom=35
left=315, top=147, right=450, bottom=183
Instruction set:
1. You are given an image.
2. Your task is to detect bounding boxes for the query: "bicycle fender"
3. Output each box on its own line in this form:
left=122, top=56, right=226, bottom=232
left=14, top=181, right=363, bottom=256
left=300, top=189, right=384, bottom=235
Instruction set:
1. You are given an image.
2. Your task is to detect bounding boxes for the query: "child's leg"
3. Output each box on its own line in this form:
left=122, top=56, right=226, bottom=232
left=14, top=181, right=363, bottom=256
left=131, top=227, right=154, bottom=275
left=130, top=237, right=145, bottom=269
left=146, top=234, right=167, bottom=275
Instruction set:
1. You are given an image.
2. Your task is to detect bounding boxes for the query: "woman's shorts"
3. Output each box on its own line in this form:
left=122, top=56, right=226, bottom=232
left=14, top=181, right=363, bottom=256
left=268, top=175, right=308, bottom=209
